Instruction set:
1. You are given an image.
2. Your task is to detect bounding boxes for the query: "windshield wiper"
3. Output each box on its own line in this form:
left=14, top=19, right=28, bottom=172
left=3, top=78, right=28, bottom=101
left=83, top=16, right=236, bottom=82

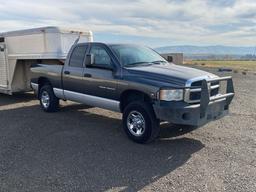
left=124, top=61, right=167, bottom=67
left=124, top=62, right=153, bottom=67
left=152, top=60, right=167, bottom=64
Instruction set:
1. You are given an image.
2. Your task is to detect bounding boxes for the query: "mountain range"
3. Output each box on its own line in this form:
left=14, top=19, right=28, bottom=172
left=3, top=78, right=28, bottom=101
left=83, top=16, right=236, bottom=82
left=155, top=45, right=256, bottom=56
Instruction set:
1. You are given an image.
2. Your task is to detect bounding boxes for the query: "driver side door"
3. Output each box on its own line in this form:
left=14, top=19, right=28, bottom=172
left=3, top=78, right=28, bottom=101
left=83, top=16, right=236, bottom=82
left=82, top=44, right=118, bottom=101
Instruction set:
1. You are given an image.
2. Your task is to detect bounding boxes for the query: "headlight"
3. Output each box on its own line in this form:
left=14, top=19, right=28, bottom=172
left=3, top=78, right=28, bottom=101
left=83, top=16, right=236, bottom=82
left=159, top=89, right=184, bottom=101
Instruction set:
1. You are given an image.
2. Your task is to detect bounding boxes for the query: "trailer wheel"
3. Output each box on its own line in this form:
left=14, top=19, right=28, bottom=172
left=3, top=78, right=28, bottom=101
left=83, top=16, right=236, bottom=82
left=123, top=101, right=160, bottom=144
left=39, top=85, right=59, bottom=112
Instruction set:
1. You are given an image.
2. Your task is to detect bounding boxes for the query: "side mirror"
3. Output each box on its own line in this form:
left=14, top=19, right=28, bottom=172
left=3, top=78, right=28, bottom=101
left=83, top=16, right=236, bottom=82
left=85, top=54, right=94, bottom=67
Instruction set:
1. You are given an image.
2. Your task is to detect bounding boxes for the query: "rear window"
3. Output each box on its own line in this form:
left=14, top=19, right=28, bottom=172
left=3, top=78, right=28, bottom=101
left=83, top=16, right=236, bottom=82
left=69, top=45, right=87, bottom=68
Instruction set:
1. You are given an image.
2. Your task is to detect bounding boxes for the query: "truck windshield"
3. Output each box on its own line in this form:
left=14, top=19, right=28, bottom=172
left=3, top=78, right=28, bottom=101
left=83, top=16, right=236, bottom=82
left=110, top=45, right=168, bottom=67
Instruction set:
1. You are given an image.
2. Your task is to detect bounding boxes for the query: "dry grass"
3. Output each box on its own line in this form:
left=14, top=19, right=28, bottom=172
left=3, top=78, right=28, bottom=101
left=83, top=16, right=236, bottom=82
left=185, top=60, right=256, bottom=71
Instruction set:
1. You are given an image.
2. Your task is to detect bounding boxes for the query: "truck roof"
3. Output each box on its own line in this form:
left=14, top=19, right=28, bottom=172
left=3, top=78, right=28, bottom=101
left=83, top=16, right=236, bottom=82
left=0, top=26, right=93, bottom=37
left=78, top=42, right=145, bottom=47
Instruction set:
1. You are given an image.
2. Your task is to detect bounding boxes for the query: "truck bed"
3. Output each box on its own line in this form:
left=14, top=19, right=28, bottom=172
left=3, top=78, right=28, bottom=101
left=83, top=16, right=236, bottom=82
left=30, top=64, right=63, bottom=92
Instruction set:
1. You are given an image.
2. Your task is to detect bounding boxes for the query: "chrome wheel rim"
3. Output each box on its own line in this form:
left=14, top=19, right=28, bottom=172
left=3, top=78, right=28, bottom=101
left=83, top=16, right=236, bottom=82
left=127, top=111, right=146, bottom=137
left=41, top=91, right=50, bottom=109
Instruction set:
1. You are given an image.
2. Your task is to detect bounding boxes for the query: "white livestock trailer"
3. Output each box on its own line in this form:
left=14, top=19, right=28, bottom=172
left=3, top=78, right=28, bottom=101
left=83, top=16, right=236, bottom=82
left=0, top=26, right=93, bottom=94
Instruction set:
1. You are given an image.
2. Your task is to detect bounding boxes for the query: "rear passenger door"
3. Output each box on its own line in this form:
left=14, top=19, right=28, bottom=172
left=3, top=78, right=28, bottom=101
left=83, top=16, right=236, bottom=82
left=63, top=44, right=87, bottom=98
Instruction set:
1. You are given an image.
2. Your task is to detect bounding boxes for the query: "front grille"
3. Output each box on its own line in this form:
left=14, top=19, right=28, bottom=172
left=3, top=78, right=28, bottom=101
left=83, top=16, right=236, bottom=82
left=211, top=88, right=219, bottom=96
left=191, top=81, right=203, bottom=87
left=189, top=92, right=201, bottom=100
left=185, top=79, right=220, bottom=103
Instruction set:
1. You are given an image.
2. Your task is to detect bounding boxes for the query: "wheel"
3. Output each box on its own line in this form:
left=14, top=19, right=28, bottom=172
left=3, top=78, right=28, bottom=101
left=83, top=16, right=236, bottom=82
left=39, top=84, right=59, bottom=112
left=123, top=101, right=160, bottom=144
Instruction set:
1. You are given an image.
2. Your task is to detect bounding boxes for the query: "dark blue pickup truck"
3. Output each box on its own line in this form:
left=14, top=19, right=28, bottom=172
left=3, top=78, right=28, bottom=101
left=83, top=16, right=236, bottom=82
left=30, top=42, right=234, bottom=143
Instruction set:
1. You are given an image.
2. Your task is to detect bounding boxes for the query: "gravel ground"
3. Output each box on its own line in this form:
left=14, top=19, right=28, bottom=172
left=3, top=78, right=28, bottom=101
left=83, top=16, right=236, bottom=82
left=0, top=68, right=255, bottom=192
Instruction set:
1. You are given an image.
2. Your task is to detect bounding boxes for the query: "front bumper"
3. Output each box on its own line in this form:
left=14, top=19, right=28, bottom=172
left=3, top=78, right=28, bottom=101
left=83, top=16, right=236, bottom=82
left=154, top=99, right=229, bottom=126
left=153, top=76, right=235, bottom=127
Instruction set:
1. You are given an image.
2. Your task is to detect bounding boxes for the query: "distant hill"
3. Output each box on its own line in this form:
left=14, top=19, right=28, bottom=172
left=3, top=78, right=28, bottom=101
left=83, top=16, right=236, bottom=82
left=156, top=45, right=255, bottom=56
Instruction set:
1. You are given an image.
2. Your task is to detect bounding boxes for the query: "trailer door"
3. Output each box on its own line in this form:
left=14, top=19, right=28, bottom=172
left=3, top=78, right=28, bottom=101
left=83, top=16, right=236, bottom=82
left=0, top=43, right=8, bottom=88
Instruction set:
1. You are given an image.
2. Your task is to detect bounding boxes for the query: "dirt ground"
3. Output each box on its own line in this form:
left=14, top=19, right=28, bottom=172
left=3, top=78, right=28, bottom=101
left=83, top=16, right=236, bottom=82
left=0, top=68, right=255, bottom=192
left=184, top=60, right=256, bottom=72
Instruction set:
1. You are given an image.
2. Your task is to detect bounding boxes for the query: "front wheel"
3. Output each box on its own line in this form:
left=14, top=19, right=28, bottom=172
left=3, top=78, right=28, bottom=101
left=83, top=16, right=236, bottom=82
left=123, top=101, right=160, bottom=144
left=39, top=85, right=59, bottom=112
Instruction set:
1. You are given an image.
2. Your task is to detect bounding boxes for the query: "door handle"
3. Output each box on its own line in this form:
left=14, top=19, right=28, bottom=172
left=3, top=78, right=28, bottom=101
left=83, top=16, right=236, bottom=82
left=84, top=73, right=92, bottom=78
left=64, top=71, right=70, bottom=75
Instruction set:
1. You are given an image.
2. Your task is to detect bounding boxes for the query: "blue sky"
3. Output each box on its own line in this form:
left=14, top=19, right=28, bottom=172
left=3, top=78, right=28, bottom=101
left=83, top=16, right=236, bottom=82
left=0, top=0, right=255, bottom=47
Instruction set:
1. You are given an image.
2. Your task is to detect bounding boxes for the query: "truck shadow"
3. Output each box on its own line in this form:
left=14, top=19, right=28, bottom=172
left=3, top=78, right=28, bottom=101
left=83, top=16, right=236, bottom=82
left=0, top=102, right=205, bottom=192
left=160, top=122, right=200, bottom=138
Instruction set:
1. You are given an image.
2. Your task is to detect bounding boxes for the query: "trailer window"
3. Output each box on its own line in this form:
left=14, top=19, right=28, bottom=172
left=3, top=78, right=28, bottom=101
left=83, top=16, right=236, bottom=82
left=69, top=45, right=87, bottom=68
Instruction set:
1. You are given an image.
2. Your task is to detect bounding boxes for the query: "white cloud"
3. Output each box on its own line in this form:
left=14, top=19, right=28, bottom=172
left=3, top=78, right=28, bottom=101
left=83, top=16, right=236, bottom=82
left=0, top=0, right=255, bottom=46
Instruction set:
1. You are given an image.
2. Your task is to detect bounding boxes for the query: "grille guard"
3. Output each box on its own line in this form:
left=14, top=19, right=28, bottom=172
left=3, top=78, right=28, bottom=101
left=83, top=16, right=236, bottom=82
left=199, top=76, right=234, bottom=118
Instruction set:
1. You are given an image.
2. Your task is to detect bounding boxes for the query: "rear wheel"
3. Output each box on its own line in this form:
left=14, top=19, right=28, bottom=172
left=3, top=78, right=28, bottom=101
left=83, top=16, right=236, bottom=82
left=39, top=85, right=59, bottom=112
left=123, top=101, right=160, bottom=143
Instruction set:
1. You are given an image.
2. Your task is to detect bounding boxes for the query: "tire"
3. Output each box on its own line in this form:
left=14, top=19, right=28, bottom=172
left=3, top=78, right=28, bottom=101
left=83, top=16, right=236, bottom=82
left=39, top=84, right=59, bottom=112
left=123, top=101, right=160, bottom=144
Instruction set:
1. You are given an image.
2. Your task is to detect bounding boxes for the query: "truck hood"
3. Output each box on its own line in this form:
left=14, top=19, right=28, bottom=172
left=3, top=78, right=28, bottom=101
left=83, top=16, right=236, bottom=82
left=124, top=63, right=218, bottom=87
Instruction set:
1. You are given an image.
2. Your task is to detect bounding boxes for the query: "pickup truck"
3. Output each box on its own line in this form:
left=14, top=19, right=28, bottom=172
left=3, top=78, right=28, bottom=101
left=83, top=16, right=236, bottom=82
left=30, top=42, right=235, bottom=143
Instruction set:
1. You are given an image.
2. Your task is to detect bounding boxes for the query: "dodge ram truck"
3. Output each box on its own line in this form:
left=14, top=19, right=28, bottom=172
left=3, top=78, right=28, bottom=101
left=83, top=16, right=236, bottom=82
left=30, top=42, right=235, bottom=143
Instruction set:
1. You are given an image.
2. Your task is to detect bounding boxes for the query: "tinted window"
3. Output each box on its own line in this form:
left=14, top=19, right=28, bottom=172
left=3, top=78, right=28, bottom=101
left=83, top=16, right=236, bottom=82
left=90, top=46, right=111, bottom=66
left=69, top=45, right=87, bottom=67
